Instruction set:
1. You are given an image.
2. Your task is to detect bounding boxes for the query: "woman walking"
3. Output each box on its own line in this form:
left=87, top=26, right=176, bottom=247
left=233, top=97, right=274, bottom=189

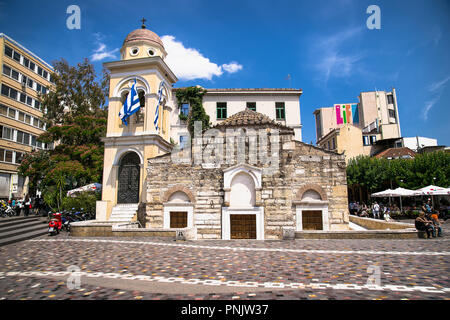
left=24, top=195, right=31, bottom=216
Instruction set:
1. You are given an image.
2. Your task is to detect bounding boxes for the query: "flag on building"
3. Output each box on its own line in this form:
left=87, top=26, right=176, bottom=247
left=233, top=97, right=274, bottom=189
left=119, top=79, right=140, bottom=126
left=154, top=80, right=165, bottom=132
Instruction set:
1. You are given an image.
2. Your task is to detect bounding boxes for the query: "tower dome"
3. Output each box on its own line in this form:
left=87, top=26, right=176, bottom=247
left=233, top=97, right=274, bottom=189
left=123, top=27, right=164, bottom=48
left=121, top=19, right=167, bottom=60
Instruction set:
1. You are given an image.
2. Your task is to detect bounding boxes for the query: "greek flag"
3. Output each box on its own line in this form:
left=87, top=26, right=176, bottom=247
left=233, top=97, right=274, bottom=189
left=154, top=80, right=165, bottom=132
left=119, top=79, right=140, bottom=126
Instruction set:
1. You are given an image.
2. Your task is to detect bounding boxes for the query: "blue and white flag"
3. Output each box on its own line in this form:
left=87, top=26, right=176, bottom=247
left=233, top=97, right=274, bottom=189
left=119, top=79, right=141, bottom=126
left=154, top=80, right=165, bottom=132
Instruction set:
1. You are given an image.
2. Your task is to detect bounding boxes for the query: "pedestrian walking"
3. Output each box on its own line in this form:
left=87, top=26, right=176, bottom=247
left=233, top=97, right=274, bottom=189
left=24, top=195, right=31, bottom=217
left=372, top=202, right=380, bottom=219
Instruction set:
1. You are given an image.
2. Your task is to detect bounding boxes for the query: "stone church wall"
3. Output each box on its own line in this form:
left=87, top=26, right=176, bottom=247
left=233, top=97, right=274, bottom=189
left=146, top=125, right=349, bottom=240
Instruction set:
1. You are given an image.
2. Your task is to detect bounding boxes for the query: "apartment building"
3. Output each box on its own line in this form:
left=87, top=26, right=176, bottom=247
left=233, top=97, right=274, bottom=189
left=170, top=88, right=303, bottom=147
left=0, top=34, right=53, bottom=199
left=313, top=89, right=402, bottom=162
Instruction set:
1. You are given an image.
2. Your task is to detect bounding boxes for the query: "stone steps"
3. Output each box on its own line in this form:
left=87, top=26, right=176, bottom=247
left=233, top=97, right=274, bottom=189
left=0, top=216, right=48, bottom=246
left=109, top=204, right=139, bottom=223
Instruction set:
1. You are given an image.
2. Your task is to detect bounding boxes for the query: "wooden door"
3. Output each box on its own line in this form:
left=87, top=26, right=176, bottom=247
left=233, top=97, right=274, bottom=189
left=170, top=211, right=187, bottom=228
left=230, top=214, right=256, bottom=239
left=302, top=210, right=323, bottom=230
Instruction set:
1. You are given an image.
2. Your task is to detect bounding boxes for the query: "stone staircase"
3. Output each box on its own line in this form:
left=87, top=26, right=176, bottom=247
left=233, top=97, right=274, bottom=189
left=0, top=216, right=48, bottom=246
left=108, top=204, right=139, bottom=223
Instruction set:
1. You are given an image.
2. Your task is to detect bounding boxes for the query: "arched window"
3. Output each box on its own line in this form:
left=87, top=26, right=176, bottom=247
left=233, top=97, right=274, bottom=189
left=230, top=172, right=256, bottom=208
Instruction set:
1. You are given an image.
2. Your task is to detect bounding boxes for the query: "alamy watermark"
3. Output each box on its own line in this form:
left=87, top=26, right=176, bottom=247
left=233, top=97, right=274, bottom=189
left=366, top=265, right=382, bottom=286
left=66, top=265, right=81, bottom=289
left=66, top=5, right=81, bottom=30
left=366, top=5, right=381, bottom=30
left=170, top=122, right=280, bottom=174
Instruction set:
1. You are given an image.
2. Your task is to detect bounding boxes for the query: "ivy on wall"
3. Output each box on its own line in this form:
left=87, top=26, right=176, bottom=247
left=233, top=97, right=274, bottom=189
left=175, top=86, right=210, bottom=138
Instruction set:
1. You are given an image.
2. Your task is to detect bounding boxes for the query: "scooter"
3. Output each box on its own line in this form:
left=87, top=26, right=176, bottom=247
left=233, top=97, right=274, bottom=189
left=48, top=212, right=62, bottom=236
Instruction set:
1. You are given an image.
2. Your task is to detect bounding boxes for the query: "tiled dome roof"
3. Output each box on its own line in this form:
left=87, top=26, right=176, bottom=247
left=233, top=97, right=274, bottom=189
left=123, top=27, right=164, bottom=48
left=213, top=109, right=292, bottom=131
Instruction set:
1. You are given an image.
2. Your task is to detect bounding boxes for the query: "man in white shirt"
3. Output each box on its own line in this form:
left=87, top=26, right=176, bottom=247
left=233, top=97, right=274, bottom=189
left=372, top=202, right=380, bottom=219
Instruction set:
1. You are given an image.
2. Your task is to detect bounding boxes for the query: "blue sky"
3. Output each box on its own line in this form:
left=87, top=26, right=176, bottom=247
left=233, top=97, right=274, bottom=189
left=1, top=0, right=449, bottom=145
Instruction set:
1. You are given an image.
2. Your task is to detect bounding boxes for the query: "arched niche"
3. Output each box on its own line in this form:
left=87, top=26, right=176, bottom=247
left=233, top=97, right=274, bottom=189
left=230, top=172, right=256, bottom=208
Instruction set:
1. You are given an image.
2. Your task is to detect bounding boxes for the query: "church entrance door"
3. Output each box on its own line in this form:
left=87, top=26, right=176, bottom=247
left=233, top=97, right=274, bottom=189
left=230, top=214, right=256, bottom=239
left=117, top=152, right=140, bottom=204
left=302, top=210, right=323, bottom=230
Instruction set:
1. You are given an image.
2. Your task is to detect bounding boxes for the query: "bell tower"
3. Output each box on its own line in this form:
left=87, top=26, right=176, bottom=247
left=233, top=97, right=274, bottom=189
left=97, top=20, right=178, bottom=223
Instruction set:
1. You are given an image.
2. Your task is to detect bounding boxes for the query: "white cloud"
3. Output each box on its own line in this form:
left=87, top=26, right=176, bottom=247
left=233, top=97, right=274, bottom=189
left=90, top=33, right=119, bottom=62
left=424, top=75, right=450, bottom=120
left=311, top=27, right=364, bottom=84
left=161, top=35, right=242, bottom=80
left=222, top=62, right=243, bottom=74
left=428, top=76, right=450, bottom=93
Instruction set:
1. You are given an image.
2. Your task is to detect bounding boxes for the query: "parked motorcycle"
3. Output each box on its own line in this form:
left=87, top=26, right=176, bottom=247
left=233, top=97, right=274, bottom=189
left=48, top=212, right=62, bottom=236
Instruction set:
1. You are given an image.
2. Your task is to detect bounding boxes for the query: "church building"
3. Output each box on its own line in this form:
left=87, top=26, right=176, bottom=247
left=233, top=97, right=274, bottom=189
left=96, top=22, right=349, bottom=240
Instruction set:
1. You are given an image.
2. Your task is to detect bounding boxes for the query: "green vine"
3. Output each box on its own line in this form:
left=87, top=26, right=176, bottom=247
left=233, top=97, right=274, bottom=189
left=175, top=86, right=210, bottom=138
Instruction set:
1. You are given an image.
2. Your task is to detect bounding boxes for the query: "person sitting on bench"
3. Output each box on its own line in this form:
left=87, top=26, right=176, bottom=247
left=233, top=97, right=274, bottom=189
left=415, top=212, right=434, bottom=239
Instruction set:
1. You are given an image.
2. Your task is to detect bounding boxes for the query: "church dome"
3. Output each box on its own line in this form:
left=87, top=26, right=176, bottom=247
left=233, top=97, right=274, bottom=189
left=123, top=27, right=164, bottom=48
left=121, top=21, right=167, bottom=60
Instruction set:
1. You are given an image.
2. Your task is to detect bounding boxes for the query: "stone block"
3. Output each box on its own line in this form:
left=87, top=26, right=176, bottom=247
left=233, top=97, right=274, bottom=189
left=282, top=227, right=295, bottom=240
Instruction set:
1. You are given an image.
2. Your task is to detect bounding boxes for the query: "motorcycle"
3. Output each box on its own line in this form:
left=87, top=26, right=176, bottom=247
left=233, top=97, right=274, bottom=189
left=48, top=212, right=62, bottom=236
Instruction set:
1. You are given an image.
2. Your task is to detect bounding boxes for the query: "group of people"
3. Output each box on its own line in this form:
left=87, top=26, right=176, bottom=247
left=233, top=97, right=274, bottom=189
left=0, top=195, right=43, bottom=216
left=415, top=199, right=443, bottom=239
left=349, top=201, right=395, bottom=221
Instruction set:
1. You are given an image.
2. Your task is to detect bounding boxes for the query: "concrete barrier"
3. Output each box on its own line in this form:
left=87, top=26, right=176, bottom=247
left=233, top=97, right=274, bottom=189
left=70, top=221, right=195, bottom=239
left=349, top=215, right=414, bottom=230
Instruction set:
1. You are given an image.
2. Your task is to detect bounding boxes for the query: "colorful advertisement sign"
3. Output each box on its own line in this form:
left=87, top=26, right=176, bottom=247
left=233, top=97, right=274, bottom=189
left=334, top=103, right=359, bottom=125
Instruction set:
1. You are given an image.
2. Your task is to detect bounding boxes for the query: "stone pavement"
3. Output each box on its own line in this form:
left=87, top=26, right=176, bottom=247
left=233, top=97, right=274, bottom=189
left=0, top=225, right=449, bottom=300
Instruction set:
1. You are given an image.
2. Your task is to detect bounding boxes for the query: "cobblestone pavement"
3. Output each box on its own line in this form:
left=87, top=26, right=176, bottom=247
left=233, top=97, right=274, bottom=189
left=0, top=226, right=449, bottom=300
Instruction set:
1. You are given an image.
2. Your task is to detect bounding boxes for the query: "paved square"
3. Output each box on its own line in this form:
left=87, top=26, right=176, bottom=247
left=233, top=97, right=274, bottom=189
left=0, top=225, right=449, bottom=300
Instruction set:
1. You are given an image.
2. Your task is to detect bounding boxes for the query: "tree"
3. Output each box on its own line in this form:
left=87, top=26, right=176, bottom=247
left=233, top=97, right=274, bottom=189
left=175, top=86, right=210, bottom=138
left=18, top=58, right=109, bottom=204
left=346, top=152, right=450, bottom=203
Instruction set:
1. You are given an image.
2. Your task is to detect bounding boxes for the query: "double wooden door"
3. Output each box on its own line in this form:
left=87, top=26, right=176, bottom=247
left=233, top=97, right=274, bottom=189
left=230, top=214, right=256, bottom=239
left=302, top=210, right=323, bottom=230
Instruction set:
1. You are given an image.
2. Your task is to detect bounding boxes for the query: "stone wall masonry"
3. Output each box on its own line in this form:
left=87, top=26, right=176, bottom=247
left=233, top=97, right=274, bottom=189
left=145, top=125, right=349, bottom=239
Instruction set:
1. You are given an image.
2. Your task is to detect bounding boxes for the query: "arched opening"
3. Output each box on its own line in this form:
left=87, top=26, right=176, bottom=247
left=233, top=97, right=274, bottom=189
left=120, top=89, right=146, bottom=124
left=302, top=190, right=322, bottom=201
left=117, top=152, right=140, bottom=204
left=163, top=189, right=194, bottom=230
left=230, top=172, right=256, bottom=208
left=295, top=187, right=329, bottom=232
left=168, top=191, right=190, bottom=203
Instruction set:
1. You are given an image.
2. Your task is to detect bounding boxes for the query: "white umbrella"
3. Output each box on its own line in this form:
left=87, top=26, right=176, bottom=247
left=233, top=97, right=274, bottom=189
left=414, top=185, right=450, bottom=196
left=371, top=189, right=395, bottom=197
left=372, top=187, right=415, bottom=212
left=413, top=185, right=450, bottom=209
left=67, top=183, right=102, bottom=197
left=391, top=187, right=416, bottom=212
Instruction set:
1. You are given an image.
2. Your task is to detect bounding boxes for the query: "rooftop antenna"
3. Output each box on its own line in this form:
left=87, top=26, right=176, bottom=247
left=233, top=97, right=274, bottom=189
left=285, top=74, right=292, bottom=88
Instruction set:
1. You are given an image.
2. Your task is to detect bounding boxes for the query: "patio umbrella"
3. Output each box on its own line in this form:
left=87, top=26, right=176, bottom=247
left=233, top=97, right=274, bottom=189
left=371, top=189, right=395, bottom=205
left=373, top=187, right=415, bottom=212
left=414, top=185, right=450, bottom=196
left=413, top=185, right=450, bottom=208
left=67, top=183, right=102, bottom=197
left=391, top=187, right=416, bottom=212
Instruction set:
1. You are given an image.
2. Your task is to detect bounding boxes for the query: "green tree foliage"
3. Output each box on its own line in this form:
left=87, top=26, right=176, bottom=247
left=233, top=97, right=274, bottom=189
left=18, top=58, right=109, bottom=208
left=62, top=191, right=100, bottom=213
left=347, top=152, right=450, bottom=199
left=175, top=86, right=210, bottom=137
